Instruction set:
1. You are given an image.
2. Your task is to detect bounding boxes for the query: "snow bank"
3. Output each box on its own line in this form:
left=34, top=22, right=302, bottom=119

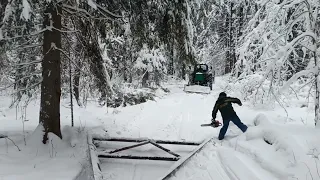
left=227, top=113, right=320, bottom=180
left=0, top=125, right=89, bottom=180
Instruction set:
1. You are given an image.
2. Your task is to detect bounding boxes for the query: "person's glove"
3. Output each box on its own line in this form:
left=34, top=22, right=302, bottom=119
left=238, top=102, right=242, bottom=106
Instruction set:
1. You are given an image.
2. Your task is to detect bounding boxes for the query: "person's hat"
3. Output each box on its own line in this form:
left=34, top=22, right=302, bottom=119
left=219, top=92, right=226, bottom=97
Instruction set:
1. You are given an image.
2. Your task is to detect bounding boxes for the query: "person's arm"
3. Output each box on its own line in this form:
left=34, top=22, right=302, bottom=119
left=225, top=97, right=242, bottom=106
left=212, top=101, right=219, bottom=120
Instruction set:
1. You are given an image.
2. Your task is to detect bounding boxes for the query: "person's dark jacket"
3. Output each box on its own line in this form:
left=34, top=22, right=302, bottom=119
left=212, top=96, right=242, bottom=121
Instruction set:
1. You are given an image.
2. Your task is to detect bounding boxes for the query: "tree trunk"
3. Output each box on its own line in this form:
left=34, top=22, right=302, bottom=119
left=315, top=50, right=319, bottom=128
left=181, top=64, right=186, bottom=80
left=142, top=71, right=149, bottom=87
left=39, top=2, right=62, bottom=144
left=312, top=6, right=319, bottom=128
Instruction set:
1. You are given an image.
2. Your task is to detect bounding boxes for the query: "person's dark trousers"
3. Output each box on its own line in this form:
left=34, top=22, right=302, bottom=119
left=218, top=115, right=248, bottom=140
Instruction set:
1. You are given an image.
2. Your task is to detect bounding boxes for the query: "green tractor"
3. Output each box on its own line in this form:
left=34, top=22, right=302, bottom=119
left=184, top=64, right=214, bottom=94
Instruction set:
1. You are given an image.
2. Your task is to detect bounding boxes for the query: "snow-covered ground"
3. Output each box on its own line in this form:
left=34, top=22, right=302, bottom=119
left=0, top=77, right=319, bottom=180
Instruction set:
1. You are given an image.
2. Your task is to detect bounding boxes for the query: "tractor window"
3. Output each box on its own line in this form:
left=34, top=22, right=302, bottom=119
left=200, top=65, right=207, bottom=71
left=194, top=64, right=208, bottom=72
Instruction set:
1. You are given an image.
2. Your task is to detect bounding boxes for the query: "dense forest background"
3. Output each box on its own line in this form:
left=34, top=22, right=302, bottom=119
left=0, top=0, right=319, bottom=143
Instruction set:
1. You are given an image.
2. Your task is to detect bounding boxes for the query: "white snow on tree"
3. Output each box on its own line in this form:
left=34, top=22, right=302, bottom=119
left=235, top=0, right=320, bottom=126
left=134, top=44, right=167, bottom=87
left=21, top=0, right=31, bottom=20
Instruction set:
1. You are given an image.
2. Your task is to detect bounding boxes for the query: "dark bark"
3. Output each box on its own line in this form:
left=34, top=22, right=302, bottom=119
left=40, top=2, right=62, bottom=143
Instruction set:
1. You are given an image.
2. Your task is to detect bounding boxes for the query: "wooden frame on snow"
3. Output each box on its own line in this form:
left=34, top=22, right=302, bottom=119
left=94, top=137, right=201, bottom=161
left=93, top=137, right=201, bottom=146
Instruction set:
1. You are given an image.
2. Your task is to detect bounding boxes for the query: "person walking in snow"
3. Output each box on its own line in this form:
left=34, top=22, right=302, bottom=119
left=211, top=92, right=248, bottom=140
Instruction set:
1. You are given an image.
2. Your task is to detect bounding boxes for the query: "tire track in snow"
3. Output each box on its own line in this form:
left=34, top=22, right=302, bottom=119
left=217, top=147, right=262, bottom=180
left=217, top=145, right=279, bottom=180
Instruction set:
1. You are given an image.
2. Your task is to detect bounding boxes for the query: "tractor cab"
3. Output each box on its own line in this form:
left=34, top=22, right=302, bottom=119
left=193, top=64, right=210, bottom=83
left=184, top=63, right=214, bottom=94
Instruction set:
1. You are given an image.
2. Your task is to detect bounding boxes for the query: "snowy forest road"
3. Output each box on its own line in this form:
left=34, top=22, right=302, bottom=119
left=98, top=84, right=280, bottom=180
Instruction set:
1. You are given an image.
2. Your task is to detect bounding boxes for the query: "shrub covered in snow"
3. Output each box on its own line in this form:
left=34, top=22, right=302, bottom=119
left=222, top=74, right=276, bottom=109
left=133, top=44, right=167, bottom=88
left=102, top=73, right=168, bottom=108
left=224, top=73, right=314, bottom=110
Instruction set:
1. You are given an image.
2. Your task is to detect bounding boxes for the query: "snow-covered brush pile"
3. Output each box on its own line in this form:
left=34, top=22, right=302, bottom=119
left=105, top=75, right=168, bottom=108
left=107, top=84, right=156, bottom=108
left=102, top=44, right=173, bottom=108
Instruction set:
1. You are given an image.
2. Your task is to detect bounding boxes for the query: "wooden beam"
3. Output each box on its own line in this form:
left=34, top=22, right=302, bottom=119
left=93, top=137, right=201, bottom=146
left=107, top=141, right=150, bottom=154
left=98, top=154, right=179, bottom=161
left=87, top=133, right=103, bottom=180
left=149, top=140, right=180, bottom=157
